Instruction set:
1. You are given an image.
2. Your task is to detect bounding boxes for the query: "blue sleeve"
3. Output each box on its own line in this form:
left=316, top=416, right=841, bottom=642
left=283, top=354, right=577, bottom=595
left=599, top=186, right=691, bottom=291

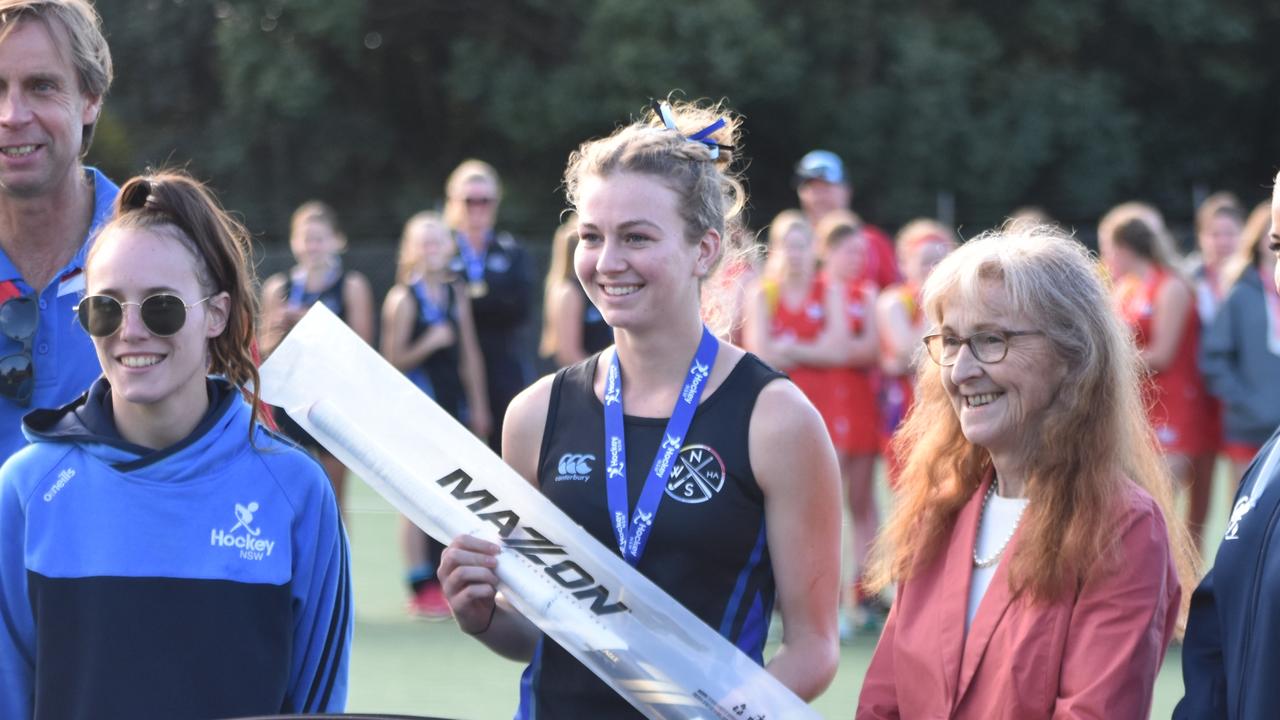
left=1174, top=566, right=1228, bottom=719
left=0, top=463, right=34, bottom=719
left=283, top=476, right=352, bottom=713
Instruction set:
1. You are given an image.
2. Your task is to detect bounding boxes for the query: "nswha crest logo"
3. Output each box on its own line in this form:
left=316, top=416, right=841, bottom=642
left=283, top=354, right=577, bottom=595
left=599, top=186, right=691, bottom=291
left=665, top=444, right=725, bottom=504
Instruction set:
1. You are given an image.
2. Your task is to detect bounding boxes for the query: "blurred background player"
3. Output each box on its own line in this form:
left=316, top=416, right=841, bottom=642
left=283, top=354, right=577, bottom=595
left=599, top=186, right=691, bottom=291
left=382, top=210, right=489, bottom=618
left=260, top=201, right=374, bottom=521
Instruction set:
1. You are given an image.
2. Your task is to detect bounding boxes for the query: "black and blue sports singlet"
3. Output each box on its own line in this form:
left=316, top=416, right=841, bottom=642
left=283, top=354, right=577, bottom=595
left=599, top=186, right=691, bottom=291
left=516, top=352, right=785, bottom=719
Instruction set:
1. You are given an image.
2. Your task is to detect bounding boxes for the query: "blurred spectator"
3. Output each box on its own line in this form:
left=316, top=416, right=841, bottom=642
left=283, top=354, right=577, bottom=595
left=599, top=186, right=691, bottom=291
left=875, top=219, right=958, bottom=483
left=260, top=201, right=374, bottom=518
left=1200, top=201, right=1280, bottom=482
left=444, top=159, right=533, bottom=452
left=814, top=210, right=885, bottom=639
left=1187, top=192, right=1246, bottom=325
left=382, top=210, right=489, bottom=618
left=538, top=214, right=610, bottom=367
left=1101, top=202, right=1218, bottom=551
left=794, top=150, right=899, bottom=289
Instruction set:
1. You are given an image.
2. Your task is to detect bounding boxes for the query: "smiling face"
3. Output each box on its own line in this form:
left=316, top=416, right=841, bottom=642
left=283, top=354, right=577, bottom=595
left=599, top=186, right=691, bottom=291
left=574, top=171, right=715, bottom=333
left=289, top=215, right=344, bottom=270
left=86, top=226, right=228, bottom=419
left=0, top=18, right=101, bottom=198
left=938, top=282, right=1063, bottom=469
left=407, top=218, right=455, bottom=275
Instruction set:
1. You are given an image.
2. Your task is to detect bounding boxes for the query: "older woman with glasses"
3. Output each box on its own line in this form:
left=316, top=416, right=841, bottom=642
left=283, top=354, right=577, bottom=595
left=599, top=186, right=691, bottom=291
left=856, top=225, right=1197, bottom=719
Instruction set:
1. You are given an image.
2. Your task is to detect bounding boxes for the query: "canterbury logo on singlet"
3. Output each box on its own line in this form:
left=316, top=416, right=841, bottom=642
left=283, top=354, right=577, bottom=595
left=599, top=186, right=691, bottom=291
left=555, top=453, right=595, bottom=482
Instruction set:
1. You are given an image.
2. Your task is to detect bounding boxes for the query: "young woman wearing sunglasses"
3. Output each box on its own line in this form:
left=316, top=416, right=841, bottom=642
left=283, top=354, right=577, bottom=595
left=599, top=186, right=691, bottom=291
left=0, top=171, right=351, bottom=718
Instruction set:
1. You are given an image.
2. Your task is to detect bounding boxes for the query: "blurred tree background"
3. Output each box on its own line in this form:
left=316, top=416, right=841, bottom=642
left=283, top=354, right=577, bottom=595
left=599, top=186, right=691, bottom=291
left=88, top=0, right=1280, bottom=249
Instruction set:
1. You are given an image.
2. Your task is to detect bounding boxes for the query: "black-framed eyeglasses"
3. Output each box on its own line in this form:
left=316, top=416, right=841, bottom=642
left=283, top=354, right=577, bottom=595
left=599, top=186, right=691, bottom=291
left=0, top=293, right=36, bottom=406
left=76, top=293, right=213, bottom=338
left=922, top=329, right=1045, bottom=366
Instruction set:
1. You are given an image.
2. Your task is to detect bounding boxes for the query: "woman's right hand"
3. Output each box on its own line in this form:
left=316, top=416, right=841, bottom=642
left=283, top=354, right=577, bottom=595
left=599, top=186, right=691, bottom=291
left=438, top=534, right=502, bottom=634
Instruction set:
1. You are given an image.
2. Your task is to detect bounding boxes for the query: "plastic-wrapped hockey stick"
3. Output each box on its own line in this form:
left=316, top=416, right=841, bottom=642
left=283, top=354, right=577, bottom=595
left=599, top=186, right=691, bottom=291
left=257, top=305, right=818, bottom=720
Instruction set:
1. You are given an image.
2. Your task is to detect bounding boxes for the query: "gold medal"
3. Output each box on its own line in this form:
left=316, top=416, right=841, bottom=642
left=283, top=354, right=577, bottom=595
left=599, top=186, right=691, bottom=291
left=469, top=280, right=489, bottom=298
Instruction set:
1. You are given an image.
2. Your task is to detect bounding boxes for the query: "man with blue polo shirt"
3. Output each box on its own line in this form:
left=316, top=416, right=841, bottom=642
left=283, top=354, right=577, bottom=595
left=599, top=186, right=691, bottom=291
left=0, top=0, right=118, bottom=462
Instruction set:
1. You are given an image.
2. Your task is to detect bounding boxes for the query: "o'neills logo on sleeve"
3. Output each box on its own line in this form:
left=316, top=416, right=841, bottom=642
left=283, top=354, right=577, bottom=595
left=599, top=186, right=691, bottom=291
left=210, top=502, right=276, bottom=561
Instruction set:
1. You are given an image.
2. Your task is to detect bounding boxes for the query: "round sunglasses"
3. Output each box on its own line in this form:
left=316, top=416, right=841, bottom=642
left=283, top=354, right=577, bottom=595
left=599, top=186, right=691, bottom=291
left=76, top=293, right=214, bottom=338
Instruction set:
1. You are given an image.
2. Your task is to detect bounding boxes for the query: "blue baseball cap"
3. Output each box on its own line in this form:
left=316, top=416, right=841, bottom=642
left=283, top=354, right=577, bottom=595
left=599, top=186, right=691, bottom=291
left=795, top=150, right=845, bottom=185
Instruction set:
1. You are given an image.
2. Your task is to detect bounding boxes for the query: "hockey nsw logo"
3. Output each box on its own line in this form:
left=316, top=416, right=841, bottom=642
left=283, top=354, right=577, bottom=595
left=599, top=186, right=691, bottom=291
left=210, top=501, right=277, bottom=561
left=666, top=444, right=726, bottom=504
left=680, top=358, right=711, bottom=404
left=554, top=453, right=595, bottom=482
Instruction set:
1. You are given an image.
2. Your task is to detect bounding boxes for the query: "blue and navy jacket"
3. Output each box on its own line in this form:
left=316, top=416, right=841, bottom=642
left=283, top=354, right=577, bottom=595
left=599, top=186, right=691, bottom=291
left=0, top=167, right=119, bottom=463
left=0, top=377, right=351, bottom=719
left=1177, top=429, right=1280, bottom=719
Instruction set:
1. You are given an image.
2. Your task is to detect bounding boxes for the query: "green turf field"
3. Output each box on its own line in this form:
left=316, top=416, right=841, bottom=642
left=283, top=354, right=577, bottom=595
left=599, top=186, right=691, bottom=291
left=341, top=463, right=1233, bottom=719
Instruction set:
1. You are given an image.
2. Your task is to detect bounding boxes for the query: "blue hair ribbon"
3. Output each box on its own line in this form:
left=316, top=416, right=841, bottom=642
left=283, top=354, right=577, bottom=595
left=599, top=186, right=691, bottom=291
left=651, top=100, right=734, bottom=160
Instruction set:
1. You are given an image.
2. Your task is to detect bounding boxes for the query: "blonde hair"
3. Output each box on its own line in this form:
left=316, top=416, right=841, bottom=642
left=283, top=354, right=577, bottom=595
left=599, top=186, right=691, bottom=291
left=0, top=0, right=112, bottom=150
left=563, top=97, right=752, bottom=336
left=1219, top=201, right=1274, bottom=292
left=867, top=224, right=1197, bottom=627
left=761, top=209, right=813, bottom=282
left=444, top=159, right=502, bottom=231
left=539, top=214, right=581, bottom=357
left=395, top=211, right=450, bottom=284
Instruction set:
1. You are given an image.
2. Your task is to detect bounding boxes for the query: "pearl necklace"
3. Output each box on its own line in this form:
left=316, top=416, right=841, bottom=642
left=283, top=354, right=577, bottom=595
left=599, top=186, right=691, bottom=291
left=973, top=483, right=1027, bottom=569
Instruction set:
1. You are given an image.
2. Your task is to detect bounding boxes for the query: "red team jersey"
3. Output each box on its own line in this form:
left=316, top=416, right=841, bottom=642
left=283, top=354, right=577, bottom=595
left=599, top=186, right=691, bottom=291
left=766, top=276, right=878, bottom=454
left=1116, top=269, right=1217, bottom=455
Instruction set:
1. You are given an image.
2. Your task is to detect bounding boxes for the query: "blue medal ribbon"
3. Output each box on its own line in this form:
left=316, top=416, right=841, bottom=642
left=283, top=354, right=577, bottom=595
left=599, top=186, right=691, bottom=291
left=455, top=231, right=490, bottom=285
left=288, top=265, right=341, bottom=309
left=604, top=326, right=719, bottom=565
left=411, top=278, right=447, bottom=325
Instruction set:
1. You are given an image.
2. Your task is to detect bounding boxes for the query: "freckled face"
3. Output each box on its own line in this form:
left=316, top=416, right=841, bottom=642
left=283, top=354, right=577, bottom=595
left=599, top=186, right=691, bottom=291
left=574, top=172, right=713, bottom=332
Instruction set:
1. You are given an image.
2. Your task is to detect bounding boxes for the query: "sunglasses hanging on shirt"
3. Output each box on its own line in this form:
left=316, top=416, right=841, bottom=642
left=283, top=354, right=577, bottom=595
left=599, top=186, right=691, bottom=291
left=0, top=292, right=36, bottom=405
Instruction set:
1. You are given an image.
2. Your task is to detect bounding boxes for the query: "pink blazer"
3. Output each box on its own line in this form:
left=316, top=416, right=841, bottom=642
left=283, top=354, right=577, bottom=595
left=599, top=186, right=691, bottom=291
left=857, top=473, right=1181, bottom=719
